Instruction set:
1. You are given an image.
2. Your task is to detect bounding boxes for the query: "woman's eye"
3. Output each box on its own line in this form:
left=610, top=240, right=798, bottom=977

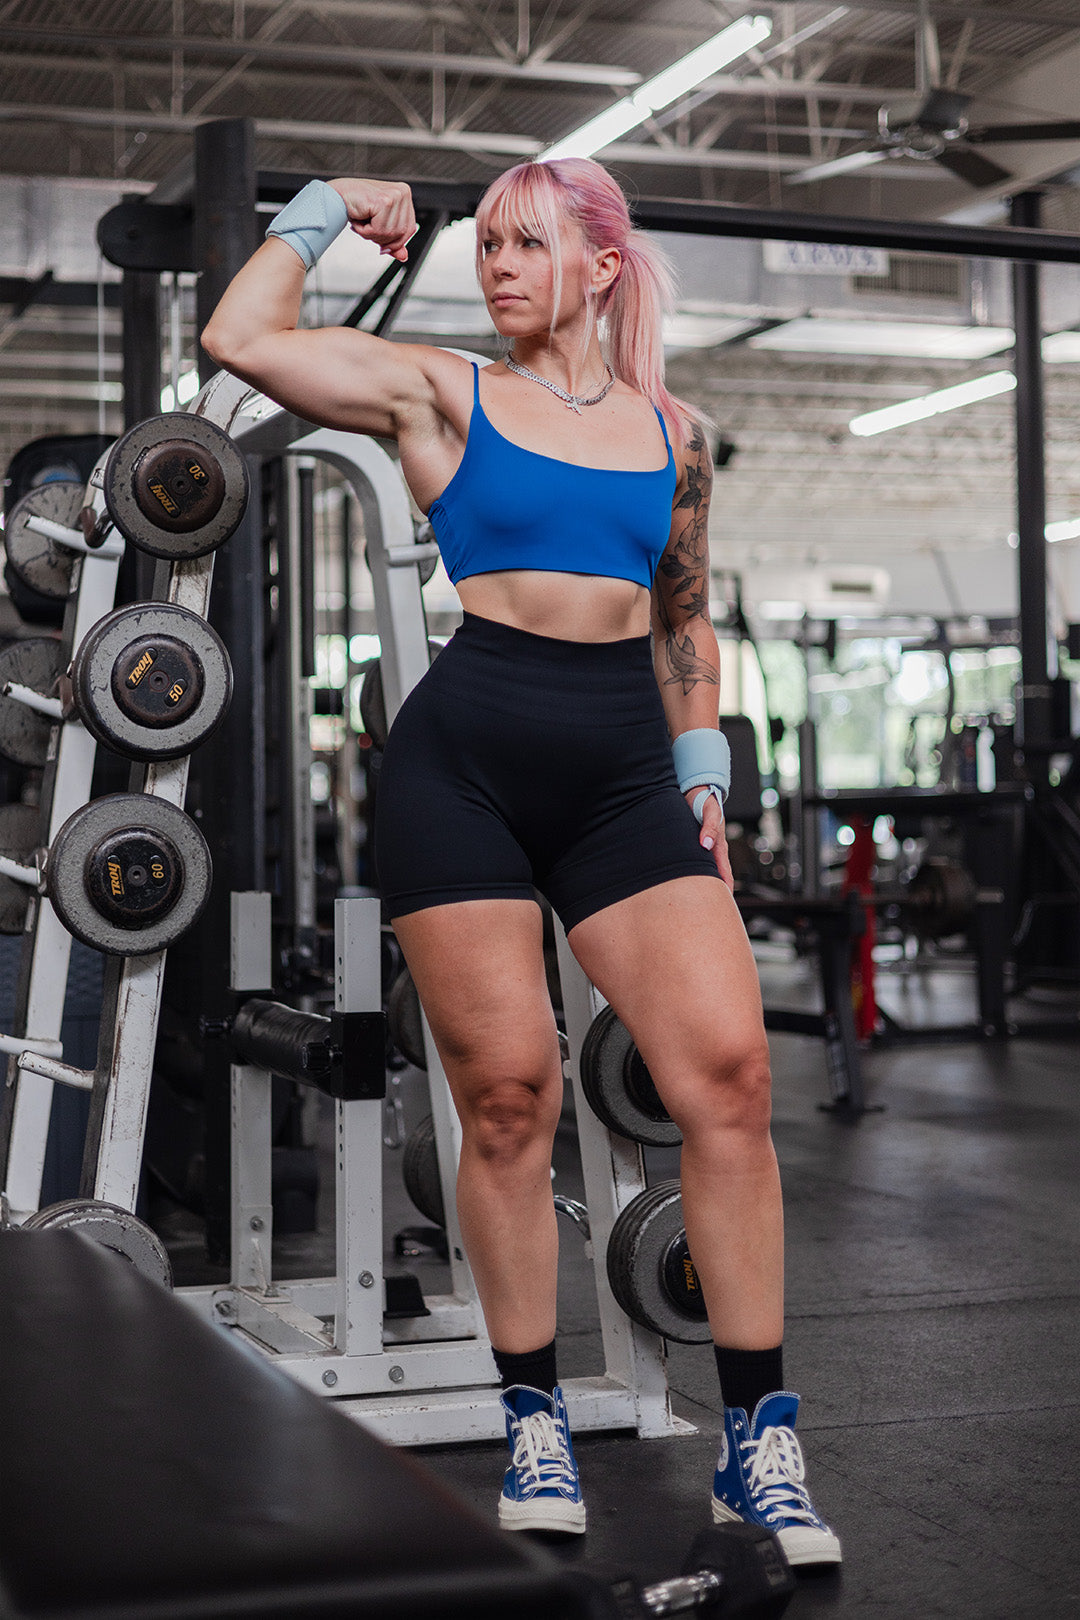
left=522, top=237, right=543, bottom=249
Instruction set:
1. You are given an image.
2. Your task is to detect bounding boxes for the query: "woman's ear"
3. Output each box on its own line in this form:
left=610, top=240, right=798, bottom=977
left=591, top=246, right=622, bottom=298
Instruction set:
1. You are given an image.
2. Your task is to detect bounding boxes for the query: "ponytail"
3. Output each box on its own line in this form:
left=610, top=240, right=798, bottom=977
left=601, top=231, right=700, bottom=450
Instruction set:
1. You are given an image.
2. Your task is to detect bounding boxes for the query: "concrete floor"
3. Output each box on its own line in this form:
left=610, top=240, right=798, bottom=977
left=160, top=953, right=1080, bottom=1619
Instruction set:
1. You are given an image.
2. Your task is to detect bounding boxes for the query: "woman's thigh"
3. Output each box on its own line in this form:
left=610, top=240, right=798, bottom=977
left=392, top=897, right=563, bottom=1106
left=567, top=876, right=769, bottom=1125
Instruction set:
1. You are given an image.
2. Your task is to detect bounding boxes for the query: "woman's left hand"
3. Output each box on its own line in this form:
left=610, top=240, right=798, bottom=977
left=689, top=791, right=734, bottom=891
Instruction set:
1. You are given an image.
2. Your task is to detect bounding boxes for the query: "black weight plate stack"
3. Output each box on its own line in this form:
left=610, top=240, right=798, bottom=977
left=2, top=480, right=83, bottom=600
left=46, top=792, right=212, bottom=956
left=402, top=1114, right=445, bottom=1227
left=606, top=1180, right=712, bottom=1343
left=357, top=640, right=444, bottom=749
left=0, top=802, right=40, bottom=933
left=579, top=1004, right=681, bottom=1147
left=0, top=638, right=65, bottom=766
left=357, top=660, right=388, bottom=749
left=22, top=1198, right=173, bottom=1287
left=71, top=602, right=233, bottom=761
left=103, top=413, right=249, bottom=560
left=387, top=966, right=427, bottom=1069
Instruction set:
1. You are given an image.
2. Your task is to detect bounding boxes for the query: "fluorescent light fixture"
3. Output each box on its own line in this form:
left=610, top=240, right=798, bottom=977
left=542, top=14, right=772, bottom=161
left=751, top=319, right=1014, bottom=360
left=1047, top=518, right=1080, bottom=543
left=849, top=370, right=1016, bottom=437
left=1042, top=331, right=1080, bottom=363
left=750, top=320, right=1080, bottom=364
left=788, top=149, right=887, bottom=185
left=663, top=314, right=758, bottom=350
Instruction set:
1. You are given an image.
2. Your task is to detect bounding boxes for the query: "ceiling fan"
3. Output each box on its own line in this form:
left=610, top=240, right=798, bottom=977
left=788, top=0, right=1080, bottom=189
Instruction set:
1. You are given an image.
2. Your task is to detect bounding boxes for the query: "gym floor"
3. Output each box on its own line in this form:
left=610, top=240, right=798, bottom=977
left=161, top=953, right=1080, bottom=1620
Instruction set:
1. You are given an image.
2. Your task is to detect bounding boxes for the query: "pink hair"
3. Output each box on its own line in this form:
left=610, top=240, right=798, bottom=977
left=474, top=158, right=700, bottom=448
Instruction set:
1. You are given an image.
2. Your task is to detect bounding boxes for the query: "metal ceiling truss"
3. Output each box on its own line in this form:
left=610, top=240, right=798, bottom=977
left=5, top=0, right=1078, bottom=194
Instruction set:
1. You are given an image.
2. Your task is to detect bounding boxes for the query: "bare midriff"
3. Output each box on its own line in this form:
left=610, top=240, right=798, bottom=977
left=456, top=570, right=651, bottom=644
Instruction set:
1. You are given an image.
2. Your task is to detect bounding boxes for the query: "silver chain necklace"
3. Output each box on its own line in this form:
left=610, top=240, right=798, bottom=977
left=504, top=353, right=615, bottom=414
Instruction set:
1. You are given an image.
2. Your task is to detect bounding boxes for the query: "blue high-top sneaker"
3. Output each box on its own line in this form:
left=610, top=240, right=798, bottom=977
left=712, top=1392, right=841, bottom=1567
left=497, top=1384, right=586, bottom=1534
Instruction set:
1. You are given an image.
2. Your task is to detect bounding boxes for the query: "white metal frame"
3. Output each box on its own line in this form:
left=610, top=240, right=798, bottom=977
left=175, top=389, right=689, bottom=1445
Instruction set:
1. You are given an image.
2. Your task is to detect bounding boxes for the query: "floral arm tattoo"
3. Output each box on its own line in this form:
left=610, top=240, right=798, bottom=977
left=654, top=428, right=718, bottom=695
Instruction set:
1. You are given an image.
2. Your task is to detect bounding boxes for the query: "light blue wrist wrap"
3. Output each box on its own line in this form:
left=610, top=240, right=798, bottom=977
left=672, top=727, right=730, bottom=824
left=266, top=180, right=349, bottom=271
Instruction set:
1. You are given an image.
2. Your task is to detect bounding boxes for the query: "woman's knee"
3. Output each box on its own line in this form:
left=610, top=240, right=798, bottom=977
left=456, top=1063, right=563, bottom=1164
left=664, top=1039, right=774, bottom=1140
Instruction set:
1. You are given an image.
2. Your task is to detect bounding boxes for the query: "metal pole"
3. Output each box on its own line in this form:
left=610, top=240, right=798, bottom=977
left=119, top=253, right=162, bottom=605
left=1010, top=190, right=1052, bottom=778
left=190, top=117, right=261, bottom=1262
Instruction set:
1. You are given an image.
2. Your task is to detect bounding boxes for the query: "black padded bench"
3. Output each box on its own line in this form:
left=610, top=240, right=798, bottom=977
left=0, top=1232, right=606, bottom=1620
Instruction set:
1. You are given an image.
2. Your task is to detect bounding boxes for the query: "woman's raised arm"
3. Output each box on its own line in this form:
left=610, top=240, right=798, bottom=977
left=201, top=178, right=436, bottom=440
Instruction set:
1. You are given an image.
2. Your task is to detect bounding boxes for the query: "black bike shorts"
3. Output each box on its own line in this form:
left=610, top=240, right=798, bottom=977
left=374, top=612, right=719, bottom=933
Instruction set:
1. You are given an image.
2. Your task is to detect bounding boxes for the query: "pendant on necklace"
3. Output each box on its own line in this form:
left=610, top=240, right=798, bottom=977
left=566, top=401, right=582, bottom=414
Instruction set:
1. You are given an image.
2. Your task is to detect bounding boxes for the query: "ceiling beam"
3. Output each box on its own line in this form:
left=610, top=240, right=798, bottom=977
left=0, top=102, right=958, bottom=175
left=0, top=25, right=640, bottom=88
left=0, top=26, right=920, bottom=104
left=829, top=0, right=1080, bottom=25
left=79, top=0, right=1080, bottom=35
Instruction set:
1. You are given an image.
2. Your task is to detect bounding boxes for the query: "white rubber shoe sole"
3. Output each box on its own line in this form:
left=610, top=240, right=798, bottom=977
left=499, top=1494, right=587, bottom=1534
left=712, top=1495, right=842, bottom=1567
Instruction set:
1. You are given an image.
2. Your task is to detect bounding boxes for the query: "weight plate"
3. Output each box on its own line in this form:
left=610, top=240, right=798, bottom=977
left=71, top=603, right=232, bottom=760
left=85, top=826, right=184, bottom=927
left=579, top=1004, right=681, bottom=1147
left=103, top=413, right=249, bottom=559
left=387, top=965, right=427, bottom=1069
left=358, top=641, right=443, bottom=750
left=903, top=857, right=977, bottom=938
left=2, top=481, right=83, bottom=600
left=606, top=1180, right=712, bottom=1344
left=402, top=1114, right=445, bottom=1227
left=0, top=801, right=41, bottom=933
left=358, top=659, right=387, bottom=749
left=22, top=1197, right=173, bottom=1288
left=0, top=637, right=65, bottom=766
left=46, top=792, right=212, bottom=956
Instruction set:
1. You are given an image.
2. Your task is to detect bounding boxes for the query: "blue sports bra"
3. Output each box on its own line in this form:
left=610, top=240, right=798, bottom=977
left=427, top=363, right=677, bottom=588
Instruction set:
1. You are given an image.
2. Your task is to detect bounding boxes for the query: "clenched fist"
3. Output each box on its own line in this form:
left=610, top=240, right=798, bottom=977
left=328, top=178, right=418, bottom=262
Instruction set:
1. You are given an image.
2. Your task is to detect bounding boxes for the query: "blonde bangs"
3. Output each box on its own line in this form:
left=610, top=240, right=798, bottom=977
left=475, top=164, right=574, bottom=340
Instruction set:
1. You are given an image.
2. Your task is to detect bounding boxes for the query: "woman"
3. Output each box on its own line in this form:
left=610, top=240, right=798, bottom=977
left=202, top=158, right=840, bottom=1567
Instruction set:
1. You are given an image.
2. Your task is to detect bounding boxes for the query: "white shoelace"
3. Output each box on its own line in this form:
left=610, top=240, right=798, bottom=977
left=741, top=1424, right=819, bottom=1527
left=510, top=1411, right=577, bottom=1495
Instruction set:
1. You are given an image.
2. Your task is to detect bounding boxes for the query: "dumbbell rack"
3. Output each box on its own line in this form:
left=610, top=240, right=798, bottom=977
left=0, top=456, right=126, bottom=1219
left=165, top=374, right=690, bottom=1447
left=0, top=406, right=228, bottom=1223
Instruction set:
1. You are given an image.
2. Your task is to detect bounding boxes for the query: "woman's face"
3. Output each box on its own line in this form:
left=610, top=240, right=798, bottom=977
left=479, top=214, right=613, bottom=340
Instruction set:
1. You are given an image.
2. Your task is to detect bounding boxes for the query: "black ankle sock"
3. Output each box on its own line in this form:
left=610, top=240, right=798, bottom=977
left=492, top=1338, right=558, bottom=1397
left=714, top=1344, right=784, bottom=1417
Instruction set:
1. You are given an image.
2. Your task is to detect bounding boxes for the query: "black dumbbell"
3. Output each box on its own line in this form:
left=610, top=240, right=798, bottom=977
left=606, top=1523, right=794, bottom=1619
